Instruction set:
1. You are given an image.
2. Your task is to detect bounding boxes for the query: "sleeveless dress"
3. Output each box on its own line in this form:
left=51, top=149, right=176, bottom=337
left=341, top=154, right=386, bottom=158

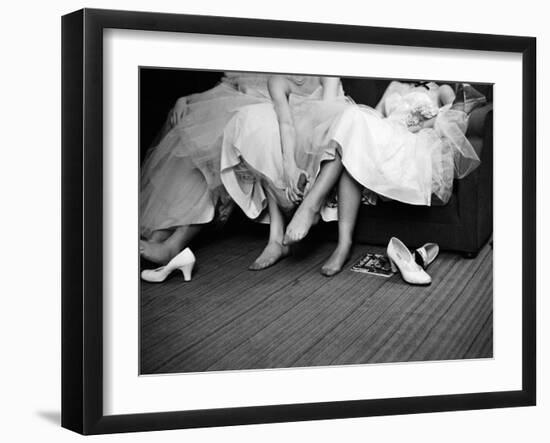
left=220, top=76, right=353, bottom=222
left=333, top=81, right=482, bottom=207
left=139, top=73, right=272, bottom=238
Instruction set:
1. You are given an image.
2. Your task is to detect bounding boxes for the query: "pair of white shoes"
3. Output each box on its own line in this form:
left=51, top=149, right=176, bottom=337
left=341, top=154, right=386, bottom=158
left=386, top=237, right=439, bottom=285
left=141, top=248, right=196, bottom=283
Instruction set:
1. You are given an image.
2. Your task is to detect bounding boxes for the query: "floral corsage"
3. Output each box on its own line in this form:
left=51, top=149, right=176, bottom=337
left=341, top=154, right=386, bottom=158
left=405, top=103, right=439, bottom=129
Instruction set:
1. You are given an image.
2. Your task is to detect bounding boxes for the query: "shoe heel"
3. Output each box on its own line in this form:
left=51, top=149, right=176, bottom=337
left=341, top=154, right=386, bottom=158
left=179, top=262, right=194, bottom=281
left=389, top=258, right=397, bottom=273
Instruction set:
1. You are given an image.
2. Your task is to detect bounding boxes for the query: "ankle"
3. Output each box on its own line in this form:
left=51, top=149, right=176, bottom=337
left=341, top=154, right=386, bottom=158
left=162, top=242, right=183, bottom=262
left=300, top=195, right=322, bottom=214
left=336, top=238, right=353, bottom=250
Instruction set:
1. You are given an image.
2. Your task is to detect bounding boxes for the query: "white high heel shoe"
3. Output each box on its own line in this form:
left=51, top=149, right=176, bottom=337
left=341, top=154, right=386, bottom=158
left=387, top=237, right=431, bottom=286
left=414, top=243, right=440, bottom=269
left=141, top=247, right=196, bottom=283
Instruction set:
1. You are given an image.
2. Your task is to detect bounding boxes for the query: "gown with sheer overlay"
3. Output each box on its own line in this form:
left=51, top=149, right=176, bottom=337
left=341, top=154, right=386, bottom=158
left=220, top=75, right=354, bottom=222
left=139, top=72, right=272, bottom=238
left=333, top=81, right=482, bottom=208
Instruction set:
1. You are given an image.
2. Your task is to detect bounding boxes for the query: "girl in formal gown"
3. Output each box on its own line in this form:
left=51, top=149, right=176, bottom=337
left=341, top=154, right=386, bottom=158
left=221, top=74, right=354, bottom=270
left=319, top=80, right=484, bottom=275
left=139, top=72, right=274, bottom=265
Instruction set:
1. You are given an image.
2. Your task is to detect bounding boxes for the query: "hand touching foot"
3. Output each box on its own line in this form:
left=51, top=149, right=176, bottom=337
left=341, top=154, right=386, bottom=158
left=249, top=241, right=290, bottom=270
left=283, top=205, right=320, bottom=245
left=321, top=242, right=352, bottom=277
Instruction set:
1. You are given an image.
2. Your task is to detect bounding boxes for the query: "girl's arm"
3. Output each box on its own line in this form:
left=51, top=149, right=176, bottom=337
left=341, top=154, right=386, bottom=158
left=268, top=75, right=304, bottom=202
left=321, top=76, right=340, bottom=100
left=438, top=84, right=456, bottom=106
left=268, top=75, right=293, bottom=129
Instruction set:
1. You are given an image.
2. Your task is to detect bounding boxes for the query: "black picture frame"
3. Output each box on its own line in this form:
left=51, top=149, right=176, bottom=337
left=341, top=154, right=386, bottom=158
left=61, top=8, right=536, bottom=435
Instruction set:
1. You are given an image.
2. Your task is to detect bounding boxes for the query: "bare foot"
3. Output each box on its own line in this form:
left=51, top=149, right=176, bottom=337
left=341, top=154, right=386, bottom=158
left=140, top=239, right=173, bottom=265
left=283, top=205, right=320, bottom=245
left=249, top=241, right=290, bottom=270
left=321, top=242, right=352, bottom=277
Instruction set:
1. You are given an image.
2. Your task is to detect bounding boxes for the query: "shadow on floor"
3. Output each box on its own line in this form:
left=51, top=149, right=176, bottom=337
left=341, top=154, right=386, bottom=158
left=36, top=410, right=61, bottom=426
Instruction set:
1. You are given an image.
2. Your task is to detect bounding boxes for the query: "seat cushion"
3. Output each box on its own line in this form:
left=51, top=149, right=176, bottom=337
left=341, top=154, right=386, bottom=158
left=359, top=193, right=460, bottom=225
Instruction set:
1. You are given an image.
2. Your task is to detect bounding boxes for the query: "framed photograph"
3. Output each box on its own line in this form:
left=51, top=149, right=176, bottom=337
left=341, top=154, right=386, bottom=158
left=61, top=8, right=536, bottom=435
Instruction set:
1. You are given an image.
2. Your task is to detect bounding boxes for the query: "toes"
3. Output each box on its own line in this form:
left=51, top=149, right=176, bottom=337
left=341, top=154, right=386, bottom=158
left=249, top=256, right=268, bottom=270
left=283, top=231, right=300, bottom=245
left=249, top=252, right=285, bottom=270
left=321, top=266, right=339, bottom=277
left=249, top=259, right=271, bottom=271
left=250, top=258, right=267, bottom=270
left=250, top=242, right=291, bottom=270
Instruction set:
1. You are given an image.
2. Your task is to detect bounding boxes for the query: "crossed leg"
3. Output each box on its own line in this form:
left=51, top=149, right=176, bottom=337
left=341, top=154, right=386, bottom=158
left=283, top=154, right=343, bottom=245
left=140, top=225, right=203, bottom=265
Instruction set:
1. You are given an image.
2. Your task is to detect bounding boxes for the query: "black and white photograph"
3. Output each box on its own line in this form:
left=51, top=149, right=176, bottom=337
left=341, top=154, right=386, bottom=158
left=2, top=0, right=547, bottom=438
left=138, top=69, right=494, bottom=375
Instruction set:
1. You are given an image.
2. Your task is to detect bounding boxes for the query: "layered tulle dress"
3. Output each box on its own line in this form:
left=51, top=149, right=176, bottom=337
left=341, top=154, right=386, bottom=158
left=139, top=73, right=272, bottom=238
left=220, top=76, right=354, bottom=222
left=334, top=81, right=482, bottom=207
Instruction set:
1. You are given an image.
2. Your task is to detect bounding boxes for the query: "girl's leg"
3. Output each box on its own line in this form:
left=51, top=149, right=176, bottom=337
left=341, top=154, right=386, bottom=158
left=249, top=188, right=290, bottom=270
left=284, top=154, right=343, bottom=244
left=140, top=225, right=202, bottom=265
left=149, top=229, right=172, bottom=243
left=321, top=170, right=362, bottom=276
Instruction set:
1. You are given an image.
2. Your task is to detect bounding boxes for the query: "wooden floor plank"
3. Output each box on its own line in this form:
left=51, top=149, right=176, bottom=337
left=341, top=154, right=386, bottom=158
left=365, top=244, right=492, bottom=364
left=141, top=238, right=332, bottom=373
left=463, top=312, right=493, bottom=359
left=140, top=233, right=493, bottom=374
left=140, top=234, right=260, bottom=312
left=208, top=248, right=389, bottom=371
left=140, top=239, right=262, bottom=330
left=326, top=253, right=463, bottom=365
left=410, top=244, right=493, bottom=361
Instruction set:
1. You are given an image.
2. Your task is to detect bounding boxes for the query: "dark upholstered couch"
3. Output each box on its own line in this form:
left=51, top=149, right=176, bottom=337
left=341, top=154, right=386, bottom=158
left=339, top=78, right=494, bottom=257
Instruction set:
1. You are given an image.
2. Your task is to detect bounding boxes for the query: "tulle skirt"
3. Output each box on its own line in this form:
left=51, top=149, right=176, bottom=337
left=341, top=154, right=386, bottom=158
left=140, top=82, right=270, bottom=237
left=334, top=104, right=480, bottom=207
left=220, top=88, right=353, bottom=222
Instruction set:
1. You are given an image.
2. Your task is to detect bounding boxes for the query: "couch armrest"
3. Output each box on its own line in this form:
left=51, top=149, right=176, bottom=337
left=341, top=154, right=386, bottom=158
left=467, top=103, right=494, bottom=138
left=455, top=106, right=493, bottom=251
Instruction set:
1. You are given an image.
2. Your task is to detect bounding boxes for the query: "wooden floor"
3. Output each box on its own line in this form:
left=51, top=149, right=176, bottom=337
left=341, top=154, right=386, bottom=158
left=140, top=231, right=493, bottom=374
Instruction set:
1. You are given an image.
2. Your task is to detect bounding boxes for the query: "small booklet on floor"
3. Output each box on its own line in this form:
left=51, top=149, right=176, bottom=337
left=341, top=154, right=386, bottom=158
left=351, top=252, right=394, bottom=278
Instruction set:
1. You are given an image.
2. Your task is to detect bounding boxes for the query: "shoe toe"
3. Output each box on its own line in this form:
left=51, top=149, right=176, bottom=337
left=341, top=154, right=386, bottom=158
left=420, top=270, right=432, bottom=285
left=141, top=269, right=163, bottom=282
